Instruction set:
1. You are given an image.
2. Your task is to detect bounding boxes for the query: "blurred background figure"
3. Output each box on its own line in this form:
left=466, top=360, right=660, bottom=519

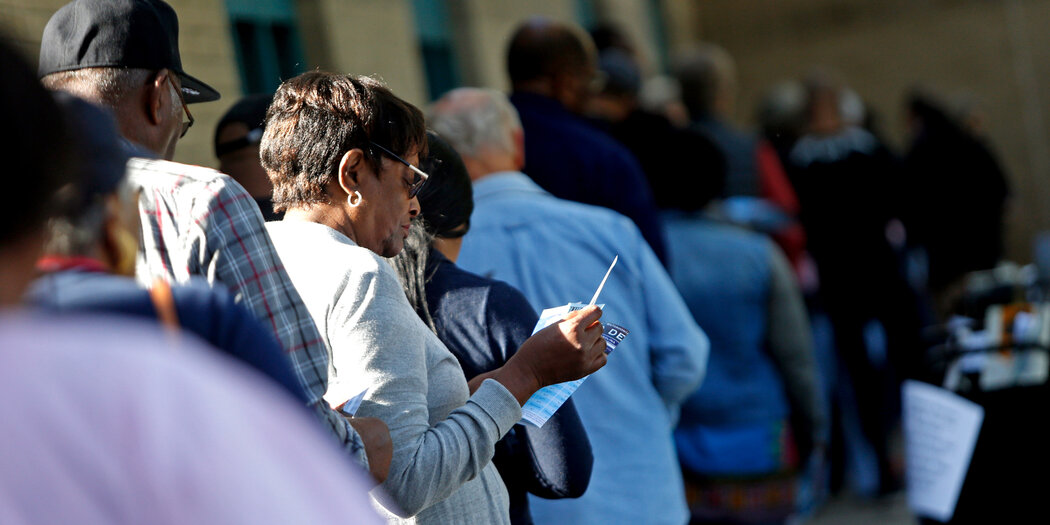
left=901, top=89, right=1011, bottom=315
left=391, top=132, right=594, bottom=525
left=587, top=47, right=727, bottom=213
left=661, top=130, right=825, bottom=525
left=0, top=33, right=74, bottom=308
left=785, top=70, right=924, bottom=497
left=215, top=93, right=281, bottom=221
left=674, top=44, right=809, bottom=280
left=756, top=80, right=809, bottom=163
left=506, top=17, right=668, bottom=264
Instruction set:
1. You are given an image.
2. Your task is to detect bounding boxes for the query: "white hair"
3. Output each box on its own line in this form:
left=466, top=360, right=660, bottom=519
left=426, top=87, right=522, bottom=158
left=41, top=67, right=152, bottom=109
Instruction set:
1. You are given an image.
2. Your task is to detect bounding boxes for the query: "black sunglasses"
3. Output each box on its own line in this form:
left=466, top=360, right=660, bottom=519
left=370, top=141, right=429, bottom=198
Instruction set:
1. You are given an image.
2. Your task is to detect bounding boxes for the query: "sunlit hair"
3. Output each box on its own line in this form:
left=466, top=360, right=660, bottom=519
left=427, top=87, right=521, bottom=158
left=260, top=72, right=426, bottom=212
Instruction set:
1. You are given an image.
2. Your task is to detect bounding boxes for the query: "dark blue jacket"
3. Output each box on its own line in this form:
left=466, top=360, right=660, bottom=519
left=27, top=270, right=308, bottom=404
left=423, top=250, right=593, bottom=525
left=510, top=91, right=667, bottom=264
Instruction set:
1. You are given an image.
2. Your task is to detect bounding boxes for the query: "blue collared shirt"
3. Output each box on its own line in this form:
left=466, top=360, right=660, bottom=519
left=510, top=92, right=668, bottom=264
left=458, top=172, right=709, bottom=525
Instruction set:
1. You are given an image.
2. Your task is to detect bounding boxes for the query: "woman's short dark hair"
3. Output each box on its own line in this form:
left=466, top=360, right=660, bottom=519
left=260, top=72, right=426, bottom=212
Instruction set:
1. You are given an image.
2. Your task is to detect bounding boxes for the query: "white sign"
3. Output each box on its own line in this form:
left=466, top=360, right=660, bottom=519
left=902, top=380, right=984, bottom=522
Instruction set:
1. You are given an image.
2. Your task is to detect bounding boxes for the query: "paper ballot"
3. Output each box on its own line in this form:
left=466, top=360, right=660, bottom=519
left=520, top=257, right=628, bottom=428
left=338, top=388, right=369, bottom=417
left=902, top=380, right=984, bottom=522
left=520, top=309, right=629, bottom=427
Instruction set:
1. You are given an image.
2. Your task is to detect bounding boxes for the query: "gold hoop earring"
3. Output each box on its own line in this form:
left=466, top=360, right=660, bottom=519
left=347, top=190, right=363, bottom=208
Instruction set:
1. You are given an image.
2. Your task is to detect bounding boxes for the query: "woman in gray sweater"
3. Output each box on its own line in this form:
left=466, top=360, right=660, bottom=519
left=260, top=72, right=608, bottom=524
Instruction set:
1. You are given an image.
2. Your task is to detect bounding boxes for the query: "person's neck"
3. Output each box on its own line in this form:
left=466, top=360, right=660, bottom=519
left=513, top=81, right=555, bottom=100
left=432, top=237, right=462, bottom=263
left=282, top=205, right=357, bottom=244
left=463, top=154, right=520, bottom=182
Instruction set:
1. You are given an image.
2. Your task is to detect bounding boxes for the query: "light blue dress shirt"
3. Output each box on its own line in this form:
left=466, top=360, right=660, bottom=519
left=458, top=172, right=709, bottom=525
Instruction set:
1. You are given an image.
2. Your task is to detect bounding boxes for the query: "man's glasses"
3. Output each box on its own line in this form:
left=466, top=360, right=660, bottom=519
left=370, top=141, right=429, bottom=198
left=165, top=74, right=194, bottom=138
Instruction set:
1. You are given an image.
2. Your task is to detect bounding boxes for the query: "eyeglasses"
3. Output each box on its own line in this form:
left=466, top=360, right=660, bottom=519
left=165, top=74, right=194, bottom=138
left=370, top=141, right=429, bottom=198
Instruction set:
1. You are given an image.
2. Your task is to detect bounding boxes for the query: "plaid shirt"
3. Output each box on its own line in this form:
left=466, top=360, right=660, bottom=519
left=128, top=158, right=366, bottom=464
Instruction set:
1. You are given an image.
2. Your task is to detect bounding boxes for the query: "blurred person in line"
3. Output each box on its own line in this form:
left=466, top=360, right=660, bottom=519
left=756, top=80, right=808, bottom=164
left=786, top=71, right=922, bottom=495
left=506, top=17, right=668, bottom=264
left=0, top=33, right=382, bottom=525
left=429, top=87, right=709, bottom=525
left=674, top=45, right=808, bottom=279
left=902, top=89, right=1010, bottom=314
left=588, top=23, right=690, bottom=128
left=38, top=0, right=390, bottom=477
left=27, top=93, right=307, bottom=405
left=262, top=72, right=608, bottom=524
left=0, top=39, right=74, bottom=309
left=586, top=48, right=727, bottom=213
left=390, top=132, right=595, bottom=525
left=214, top=93, right=282, bottom=221
left=661, top=133, right=826, bottom=524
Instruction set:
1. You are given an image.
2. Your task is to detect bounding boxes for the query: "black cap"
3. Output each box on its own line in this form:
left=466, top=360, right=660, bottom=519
left=52, top=92, right=131, bottom=207
left=214, top=93, right=274, bottom=157
left=38, top=0, right=220, bottom=103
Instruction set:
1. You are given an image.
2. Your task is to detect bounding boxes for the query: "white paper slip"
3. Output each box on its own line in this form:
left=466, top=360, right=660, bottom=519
left=519, top=312, right=629, bottom=428
left=902, top=380, right=984, bottom=522
left=588, top=256, right=617, bottom=306
left=339, top=388, right=369, bottom=417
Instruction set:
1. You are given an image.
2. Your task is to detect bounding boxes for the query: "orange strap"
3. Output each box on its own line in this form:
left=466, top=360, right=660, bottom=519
left=148, top=278, right=180, bottom=330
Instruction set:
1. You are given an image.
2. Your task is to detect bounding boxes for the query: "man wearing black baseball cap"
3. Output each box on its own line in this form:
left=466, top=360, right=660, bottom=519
left=38, top=0, right=392, bottom=481
left=40, top=0, right=218, bottom=160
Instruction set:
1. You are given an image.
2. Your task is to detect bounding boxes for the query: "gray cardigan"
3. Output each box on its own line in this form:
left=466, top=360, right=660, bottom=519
left=268, top=221, right=521, bottom=524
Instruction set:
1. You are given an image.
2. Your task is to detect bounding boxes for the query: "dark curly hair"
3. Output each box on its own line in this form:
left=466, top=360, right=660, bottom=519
left=260, top=72, right=426, bottom=212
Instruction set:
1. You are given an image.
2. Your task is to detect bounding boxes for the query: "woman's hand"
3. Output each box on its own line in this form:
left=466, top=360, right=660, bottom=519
left=347, top=416, right=393, bottom=484
left=474, top=305, right=608, bottom=405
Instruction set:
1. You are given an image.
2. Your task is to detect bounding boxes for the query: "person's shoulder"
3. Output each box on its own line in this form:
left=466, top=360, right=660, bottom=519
left=128, top=158, right=249, bottom=201
left=268, top=222, right=382, bottom=271
left=539, top=195, right=639, bottom=230
left=128, top=158, right=226, bottom=186
left=434, top=262, right=528, bottom=308
left=26, top=272, right=151, bottom=313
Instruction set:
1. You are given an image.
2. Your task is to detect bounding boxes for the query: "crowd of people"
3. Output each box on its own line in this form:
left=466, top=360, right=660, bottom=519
left=1, top=0, right=1015, bottom=524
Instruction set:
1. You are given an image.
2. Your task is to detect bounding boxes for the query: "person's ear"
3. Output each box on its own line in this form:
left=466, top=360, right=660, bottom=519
left=512, top=128, right=526, bottom=170
left=337, top=148, right=365, bottom=195
left=144, top=70, right=168, bottom=126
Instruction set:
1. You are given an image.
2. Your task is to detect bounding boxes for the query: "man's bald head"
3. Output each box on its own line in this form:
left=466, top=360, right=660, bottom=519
left=506, top=17, right=598, bottom=113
